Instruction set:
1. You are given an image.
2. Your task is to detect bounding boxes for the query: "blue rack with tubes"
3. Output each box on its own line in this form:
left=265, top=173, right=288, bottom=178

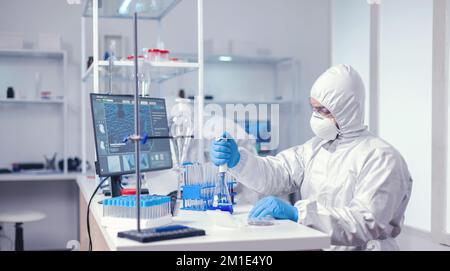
left=180, top=162, right=237, bottom=211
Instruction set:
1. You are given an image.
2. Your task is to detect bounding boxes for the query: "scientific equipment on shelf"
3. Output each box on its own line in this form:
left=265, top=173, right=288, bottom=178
left=146, top=48, right=160, bottom=62
left=6, top=86, right=14, bottom=99
left=34, top=73, right=42, bottom=99
left=126, top=55, right=152, bottom=96
left=40, top=90, right=52, bottom=99
left=181, top=162, right=236, bottom=211
left=159, top=49, right=169, bottom=61
left=106, top=40, right=119, bottom=94
left=11, top=162, right=44, bottom=172
left=102, top=195, right=172, bottom=229
left=143, top=48, right=170, bottom=62
left=58, top=157, right=82, bottom=172
left=43, top=153, right=57, bottom=171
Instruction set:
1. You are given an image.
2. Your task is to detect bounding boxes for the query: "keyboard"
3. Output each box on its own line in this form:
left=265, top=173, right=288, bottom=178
left=117, top=225, right=206, bottom=243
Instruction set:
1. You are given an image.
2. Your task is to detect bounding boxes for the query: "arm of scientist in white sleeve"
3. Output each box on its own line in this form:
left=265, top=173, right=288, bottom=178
left=229, top=145, right=306, bottom=196
left=295, top=148, right=412, bottom=247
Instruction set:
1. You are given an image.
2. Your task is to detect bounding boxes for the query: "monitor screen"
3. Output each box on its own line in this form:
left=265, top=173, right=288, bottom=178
left=90, top=94, right=173, bottom=177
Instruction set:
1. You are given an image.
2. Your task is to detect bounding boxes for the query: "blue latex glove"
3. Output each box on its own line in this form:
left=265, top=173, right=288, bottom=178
left=249, top=196, right=299, bottom=222
left=209, top=132, right=240, bottom=168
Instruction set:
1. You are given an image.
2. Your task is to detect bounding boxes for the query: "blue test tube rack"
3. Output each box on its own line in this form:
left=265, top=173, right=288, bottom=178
left=180, top=162, right=237, bottom=211
left=181, top=183, right=237, bottom=211
left=102, top=195, right=172, bottom=219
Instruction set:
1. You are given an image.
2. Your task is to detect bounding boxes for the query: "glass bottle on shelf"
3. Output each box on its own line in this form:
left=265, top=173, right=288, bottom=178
left=34, top=72, right=41, bottom=100
left=127, top=55, right=150, bottom=96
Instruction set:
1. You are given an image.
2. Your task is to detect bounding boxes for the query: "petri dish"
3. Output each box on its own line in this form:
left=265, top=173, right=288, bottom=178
left=247, top=216, right=275, bottom=226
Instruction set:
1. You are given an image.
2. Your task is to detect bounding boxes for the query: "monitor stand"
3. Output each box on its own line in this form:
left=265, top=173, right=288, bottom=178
left=110, top=175, right=122, bottom=197
left=106, top=175, right=149, bottom=197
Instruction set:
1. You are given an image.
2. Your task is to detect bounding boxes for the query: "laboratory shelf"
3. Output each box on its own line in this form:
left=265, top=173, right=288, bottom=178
left=0, top=173, right=80, bottom=182
left=97, top=60, right=199, bottom=68
left=82, top=60, right=199, bottom=83
left=81, top=0, right=204, bottom=173
left=82, top=0, right=182, bottom=20
left=0, top=48, right=69, bottom=173
left=0, top=98, right=65, bottom=105
left=174, top=53, right=293, bottom=65
left=0, top=49, right=65, bottom=58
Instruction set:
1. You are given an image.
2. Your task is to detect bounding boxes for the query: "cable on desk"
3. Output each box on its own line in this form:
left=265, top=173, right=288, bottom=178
left=87, top=177, right=109, bottom=251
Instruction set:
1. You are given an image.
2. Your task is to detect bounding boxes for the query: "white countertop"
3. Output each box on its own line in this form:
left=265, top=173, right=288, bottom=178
left=76, top=175, right=330, bottom=251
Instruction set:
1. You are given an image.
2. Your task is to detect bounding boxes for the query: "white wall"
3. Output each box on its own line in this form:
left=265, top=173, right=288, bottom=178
left=331, top=0, right=370, bottom=126
left=331, top=0, right=433, bottom=232
left=379, top=0, right=433, bottom=232
left=447, top=0, right=450, bottom=235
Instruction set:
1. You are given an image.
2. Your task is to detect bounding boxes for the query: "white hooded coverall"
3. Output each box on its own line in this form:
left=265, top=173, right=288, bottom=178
left=229, top=65, right=413, bottom=250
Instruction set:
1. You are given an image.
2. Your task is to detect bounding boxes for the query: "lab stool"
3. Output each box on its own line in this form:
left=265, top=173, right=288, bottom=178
left=0, top=211, right=46, bottom=251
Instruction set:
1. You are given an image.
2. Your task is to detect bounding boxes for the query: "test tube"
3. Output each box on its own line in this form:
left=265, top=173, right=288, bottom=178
left=192, top=164, right=195, bottom=185
left=192, top=164, right=195, bottom=184
left=121, top=198, right=124, bottom=218
left=114, top=198, right=118, bottom=218
left=191, top=164, right=195, bottom=185
left=196, top=163, right=200, bottom=184
left=124, top=199, right=128, bottom=218
left=149, top=198, right=153, bottom=219
left=147, top=198, right=151, bottom=219
left=144, top=198, right=148, bottom=219
left=154, top=198, right=157, bottom=218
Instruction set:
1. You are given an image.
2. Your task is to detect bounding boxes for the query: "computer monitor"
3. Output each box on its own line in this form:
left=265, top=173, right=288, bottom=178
left=90, top=94, right=173, bottom=178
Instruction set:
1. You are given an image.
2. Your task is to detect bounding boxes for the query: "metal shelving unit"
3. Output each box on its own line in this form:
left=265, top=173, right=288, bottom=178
left=0, top=49, right=66, bottom=58
left=0, top=99, right=64, bottom=105
left=82, top=0, right=182, bottom=20
left=0, top=48, right=68, bottom=174
left=81, top=60, right=199, bottom=83
left=174, top=53, right=299, bottom=102
left=80, top=0, right=204, bottom=173
left=174, top=53, right=293, bottom=65
left=196, top=54, right=300, bottom=153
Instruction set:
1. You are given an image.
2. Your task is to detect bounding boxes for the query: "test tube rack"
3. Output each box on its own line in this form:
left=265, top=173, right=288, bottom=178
left=181, top=182, right=236, bottom=211
left=101, top=195, right=173, bottom=229
left=181, top=163, right=237, bottom=211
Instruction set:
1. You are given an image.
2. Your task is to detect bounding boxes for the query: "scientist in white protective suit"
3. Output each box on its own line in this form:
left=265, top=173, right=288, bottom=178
left=209, top=64, right=413, bottom=250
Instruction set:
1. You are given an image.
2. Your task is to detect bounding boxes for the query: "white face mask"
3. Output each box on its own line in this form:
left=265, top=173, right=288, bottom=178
left=310, top=113, right=339, bottom=141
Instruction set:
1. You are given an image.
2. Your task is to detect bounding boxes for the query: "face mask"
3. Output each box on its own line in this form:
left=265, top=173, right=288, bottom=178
left=310, top=113, right=339, bottom=141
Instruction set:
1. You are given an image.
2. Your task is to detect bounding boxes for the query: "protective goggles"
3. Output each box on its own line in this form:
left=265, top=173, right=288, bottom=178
left=311, top=105, right=332, bottom=116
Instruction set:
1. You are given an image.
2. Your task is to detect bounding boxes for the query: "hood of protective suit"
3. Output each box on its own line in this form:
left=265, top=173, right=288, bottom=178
left=310, top=64, right=367, bottom=140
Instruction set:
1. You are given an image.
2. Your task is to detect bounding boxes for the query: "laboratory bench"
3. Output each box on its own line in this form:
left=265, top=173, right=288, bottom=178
left=76, top=176, right=331, bottom=251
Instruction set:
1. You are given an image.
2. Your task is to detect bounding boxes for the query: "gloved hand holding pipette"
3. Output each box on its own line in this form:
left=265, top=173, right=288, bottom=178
left=209, top=132, right=240, bottom=168
left=208, top=133, right=235, bottom=214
